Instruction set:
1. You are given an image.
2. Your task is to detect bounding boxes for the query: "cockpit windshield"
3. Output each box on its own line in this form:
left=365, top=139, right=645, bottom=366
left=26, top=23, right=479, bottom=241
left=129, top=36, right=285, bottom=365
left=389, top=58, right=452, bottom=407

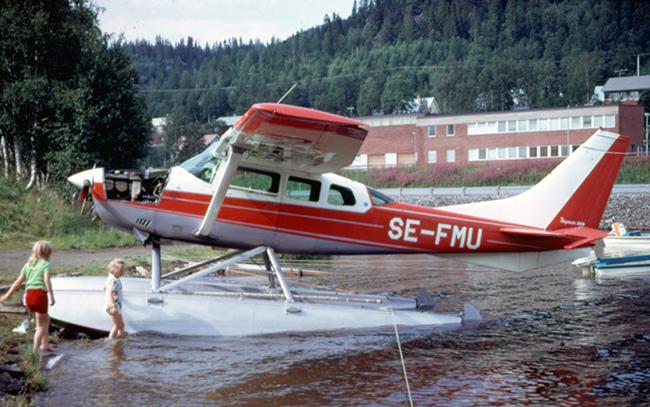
left=179, top=143, right=222, bottom=183
left=368, top=187, right=394, bottom=205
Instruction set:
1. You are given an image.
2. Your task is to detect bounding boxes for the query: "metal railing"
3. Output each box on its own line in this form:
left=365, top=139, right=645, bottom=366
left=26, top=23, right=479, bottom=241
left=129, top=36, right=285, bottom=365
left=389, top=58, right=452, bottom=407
left=379, top=184, right=650, bottom=197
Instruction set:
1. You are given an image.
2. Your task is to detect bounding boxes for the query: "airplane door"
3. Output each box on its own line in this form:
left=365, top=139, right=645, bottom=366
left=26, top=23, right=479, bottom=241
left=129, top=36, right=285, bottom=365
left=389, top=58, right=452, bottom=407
left=218, top=167, right=280, bottom=247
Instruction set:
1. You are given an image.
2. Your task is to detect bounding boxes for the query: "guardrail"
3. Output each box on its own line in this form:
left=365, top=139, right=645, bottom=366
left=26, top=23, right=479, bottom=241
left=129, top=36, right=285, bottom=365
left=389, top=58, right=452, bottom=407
left=379, top=184, right=650, bottom=197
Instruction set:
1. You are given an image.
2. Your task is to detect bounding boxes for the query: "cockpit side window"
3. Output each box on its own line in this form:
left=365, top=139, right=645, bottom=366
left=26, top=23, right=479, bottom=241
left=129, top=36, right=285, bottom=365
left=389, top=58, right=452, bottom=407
left=231, top=167, right=280, bottom=194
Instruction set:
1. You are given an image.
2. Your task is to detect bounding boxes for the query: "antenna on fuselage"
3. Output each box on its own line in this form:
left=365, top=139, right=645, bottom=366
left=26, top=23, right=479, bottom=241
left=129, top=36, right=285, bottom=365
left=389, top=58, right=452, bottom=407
left=276, top=83, right=297, bottom=104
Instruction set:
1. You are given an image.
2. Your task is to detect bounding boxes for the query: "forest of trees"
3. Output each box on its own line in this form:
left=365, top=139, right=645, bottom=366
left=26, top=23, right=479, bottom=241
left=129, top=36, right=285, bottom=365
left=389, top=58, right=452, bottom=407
left=127, top=0, right=650, bottom=122
left=0, top=0, right=150, bottom=188
left=2, top=0, right=650, bottom=181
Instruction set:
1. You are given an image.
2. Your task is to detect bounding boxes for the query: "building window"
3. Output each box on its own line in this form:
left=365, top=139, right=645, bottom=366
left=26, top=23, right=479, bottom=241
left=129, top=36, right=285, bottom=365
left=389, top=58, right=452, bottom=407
left=583, top=116, right=592, bottom=127
left=428, top=150, right=437, bottom=163
left=571, top=116, right=581, bottom=129
left=468, top=149, right=478, bottom=161
left=518, top=146, right=527, bottom=158
left=605, top=115, right=615, bottom=127
left=550, top=118, right=560, bottom=130
left=518, top=120, right=527, bottom=131
left=560, top=117, right=568, bottom=129
left=508, top=120, right=517, bottom=132
left=594, top=116, right=603, bottom=127
left=446, top=149, right=455, bottom=162
left=539, top=119, right=549, bottom=130
left=498, top=121, right=506, bottom=132
left=447, top=124, right=455, bottom=136
left=529, top=119, right=538, bottom=131
left=428, top=126, right=436, bottom=137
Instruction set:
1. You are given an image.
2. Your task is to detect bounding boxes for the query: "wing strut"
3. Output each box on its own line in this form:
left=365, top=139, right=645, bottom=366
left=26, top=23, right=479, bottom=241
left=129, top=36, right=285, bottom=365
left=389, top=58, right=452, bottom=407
left=195, top=145, right=245, bottom=238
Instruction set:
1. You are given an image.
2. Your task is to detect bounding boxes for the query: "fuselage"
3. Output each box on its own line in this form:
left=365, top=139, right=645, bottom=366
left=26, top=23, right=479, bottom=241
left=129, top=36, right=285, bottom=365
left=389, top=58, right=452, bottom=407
left=73, top=162, right=574, bottom=257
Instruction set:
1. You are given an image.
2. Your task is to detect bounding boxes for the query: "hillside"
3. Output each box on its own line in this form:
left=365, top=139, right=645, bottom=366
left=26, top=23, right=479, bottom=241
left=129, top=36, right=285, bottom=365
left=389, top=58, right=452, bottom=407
left=125, top=0, right=650, bottom=122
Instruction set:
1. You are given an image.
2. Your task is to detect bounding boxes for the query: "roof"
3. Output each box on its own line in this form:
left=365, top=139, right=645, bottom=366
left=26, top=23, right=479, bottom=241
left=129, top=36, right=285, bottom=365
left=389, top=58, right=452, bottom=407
left=217, top=115, right=243, bottom=126
left=602, top=75, right=650, bottom=92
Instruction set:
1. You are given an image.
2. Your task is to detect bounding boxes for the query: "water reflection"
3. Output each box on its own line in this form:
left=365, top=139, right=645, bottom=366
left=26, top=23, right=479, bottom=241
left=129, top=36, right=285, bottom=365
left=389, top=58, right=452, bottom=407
left=37, top=254, right=650, bottom=406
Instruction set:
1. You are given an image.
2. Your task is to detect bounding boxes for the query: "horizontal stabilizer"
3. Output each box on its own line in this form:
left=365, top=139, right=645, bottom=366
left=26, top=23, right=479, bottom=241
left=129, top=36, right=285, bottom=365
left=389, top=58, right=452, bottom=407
left=500, top=227, right=608, bottom=249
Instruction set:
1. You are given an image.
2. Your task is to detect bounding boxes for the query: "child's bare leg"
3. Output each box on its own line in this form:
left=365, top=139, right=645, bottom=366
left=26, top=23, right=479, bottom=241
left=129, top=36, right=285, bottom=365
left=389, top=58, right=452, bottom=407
left=109, top=313, right=125, bottom=338
left=35, top=313, right=56, bottom=352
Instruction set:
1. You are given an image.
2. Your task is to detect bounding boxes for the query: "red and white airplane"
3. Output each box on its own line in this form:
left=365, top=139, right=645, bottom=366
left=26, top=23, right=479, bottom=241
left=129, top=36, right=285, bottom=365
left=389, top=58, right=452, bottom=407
left=56, top=103, right=628, bottom=336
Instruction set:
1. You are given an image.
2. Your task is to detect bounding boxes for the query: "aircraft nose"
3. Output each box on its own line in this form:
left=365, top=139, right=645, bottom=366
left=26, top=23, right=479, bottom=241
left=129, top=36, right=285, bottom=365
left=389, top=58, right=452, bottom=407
left=68, top=169, right=95, bottom=188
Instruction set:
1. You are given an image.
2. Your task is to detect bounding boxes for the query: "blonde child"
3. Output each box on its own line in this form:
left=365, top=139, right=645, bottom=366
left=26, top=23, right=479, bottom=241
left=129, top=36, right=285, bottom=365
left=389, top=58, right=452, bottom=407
left=103, top=258, right=126, bottom=339
left=0, top=241, right=57, bottom=352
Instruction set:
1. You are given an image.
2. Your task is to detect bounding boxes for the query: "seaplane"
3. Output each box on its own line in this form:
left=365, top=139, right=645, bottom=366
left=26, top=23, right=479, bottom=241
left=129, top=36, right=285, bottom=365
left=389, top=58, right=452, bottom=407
left=56, top=103, right=629, bottom=337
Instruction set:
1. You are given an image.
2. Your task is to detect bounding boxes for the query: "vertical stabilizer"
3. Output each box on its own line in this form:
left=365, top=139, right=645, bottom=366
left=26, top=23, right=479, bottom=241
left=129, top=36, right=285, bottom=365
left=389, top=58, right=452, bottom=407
left=443, top=130, right=630, bottom=230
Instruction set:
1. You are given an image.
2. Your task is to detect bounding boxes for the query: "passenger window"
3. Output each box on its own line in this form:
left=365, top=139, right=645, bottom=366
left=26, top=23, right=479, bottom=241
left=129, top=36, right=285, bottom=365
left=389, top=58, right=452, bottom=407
left=231, top=167, right=280, bottom=194
left=328, top=184, right=356, bottom=206
left=286, top=177, right=321, bottom=202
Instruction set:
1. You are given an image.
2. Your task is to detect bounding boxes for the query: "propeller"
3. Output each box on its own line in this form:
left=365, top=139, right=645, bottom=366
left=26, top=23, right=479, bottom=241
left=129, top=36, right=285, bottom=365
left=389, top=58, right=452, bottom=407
left=69, top=165, right=95, bottom=214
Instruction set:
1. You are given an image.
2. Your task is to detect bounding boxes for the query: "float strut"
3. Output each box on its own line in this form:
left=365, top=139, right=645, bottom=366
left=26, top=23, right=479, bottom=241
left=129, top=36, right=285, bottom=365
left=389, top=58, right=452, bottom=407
left=266, top=247, right=294, bottom=303
left=152, top=242, right=161, bottom=291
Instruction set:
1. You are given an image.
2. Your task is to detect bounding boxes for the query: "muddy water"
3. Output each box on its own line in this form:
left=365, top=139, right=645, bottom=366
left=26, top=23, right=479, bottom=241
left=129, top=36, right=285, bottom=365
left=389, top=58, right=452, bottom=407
left=36, top=251, right=650, bottom=406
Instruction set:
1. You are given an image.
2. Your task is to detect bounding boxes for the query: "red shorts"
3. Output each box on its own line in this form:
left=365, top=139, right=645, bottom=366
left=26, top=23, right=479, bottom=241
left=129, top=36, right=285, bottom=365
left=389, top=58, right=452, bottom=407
left=25, top=289, right=48, bottom=314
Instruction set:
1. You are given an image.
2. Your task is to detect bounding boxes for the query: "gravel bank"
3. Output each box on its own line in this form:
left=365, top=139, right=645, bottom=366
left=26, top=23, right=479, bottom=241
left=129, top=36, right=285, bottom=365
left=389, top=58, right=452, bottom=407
left=395, top=193, right=650, bottom=232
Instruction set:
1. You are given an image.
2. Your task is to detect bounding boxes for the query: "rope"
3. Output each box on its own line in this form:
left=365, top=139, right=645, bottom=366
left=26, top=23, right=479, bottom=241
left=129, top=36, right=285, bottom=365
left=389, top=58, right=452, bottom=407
left=389, top=305, right=414, bottom=407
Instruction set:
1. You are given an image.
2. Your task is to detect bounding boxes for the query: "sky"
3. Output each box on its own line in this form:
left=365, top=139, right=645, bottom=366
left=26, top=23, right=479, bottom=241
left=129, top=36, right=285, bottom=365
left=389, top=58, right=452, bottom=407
left=91, top=0, right=355, bottom=46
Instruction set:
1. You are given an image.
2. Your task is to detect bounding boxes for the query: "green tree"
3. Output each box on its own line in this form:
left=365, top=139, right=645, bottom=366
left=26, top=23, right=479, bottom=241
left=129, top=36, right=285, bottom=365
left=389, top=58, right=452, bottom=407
left=357, top=76, right=384, bottom=116
left=381, top=74, right=414, bottom=114
left=0, top=0, right=150, bottom=187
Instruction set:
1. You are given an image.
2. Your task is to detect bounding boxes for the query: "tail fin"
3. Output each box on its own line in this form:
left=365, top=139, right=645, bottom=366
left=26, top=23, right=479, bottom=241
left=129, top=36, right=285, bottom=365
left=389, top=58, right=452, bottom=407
left=444, top=129, right=630, bottom=231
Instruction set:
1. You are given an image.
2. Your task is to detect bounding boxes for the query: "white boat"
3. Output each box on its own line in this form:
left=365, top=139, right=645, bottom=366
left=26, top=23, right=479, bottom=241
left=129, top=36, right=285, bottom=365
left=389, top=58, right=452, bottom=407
left=572, top=254, right=598, bottom=274
left=49, top=246, right=481, bottom=337
left=573, top=252, right=650, bottom=278
left=603, top=222, right=650, bottom=248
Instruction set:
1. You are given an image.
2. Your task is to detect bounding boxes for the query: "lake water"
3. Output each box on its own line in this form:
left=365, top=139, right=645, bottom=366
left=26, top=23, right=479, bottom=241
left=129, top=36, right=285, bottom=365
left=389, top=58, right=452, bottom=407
left=36, top=251, right=650, bottom=406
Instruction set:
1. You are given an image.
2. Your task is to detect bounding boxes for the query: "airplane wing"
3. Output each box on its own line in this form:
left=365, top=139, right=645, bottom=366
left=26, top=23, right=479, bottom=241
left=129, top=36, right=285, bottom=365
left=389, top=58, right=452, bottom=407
left=195, top=103, right=367, bottom=237
left=221, top=103, right=369, bottom=174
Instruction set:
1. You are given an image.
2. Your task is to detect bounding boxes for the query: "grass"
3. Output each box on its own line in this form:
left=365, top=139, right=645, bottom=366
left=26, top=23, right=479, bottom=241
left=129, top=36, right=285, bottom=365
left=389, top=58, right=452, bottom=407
left=0, top=177, right=139, bottom=250
left=617, top=155, right=650, bottom=183
left=21, top=348, right=48, bottom=392
left=339, top=160, right=559, bottom=188
left=339, top=154, right=650, bottom=188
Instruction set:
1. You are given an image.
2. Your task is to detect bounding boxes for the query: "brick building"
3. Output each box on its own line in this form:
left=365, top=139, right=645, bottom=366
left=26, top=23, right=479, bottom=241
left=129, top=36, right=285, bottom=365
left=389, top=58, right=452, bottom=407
left=352, top=104, right=644, bottom=168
